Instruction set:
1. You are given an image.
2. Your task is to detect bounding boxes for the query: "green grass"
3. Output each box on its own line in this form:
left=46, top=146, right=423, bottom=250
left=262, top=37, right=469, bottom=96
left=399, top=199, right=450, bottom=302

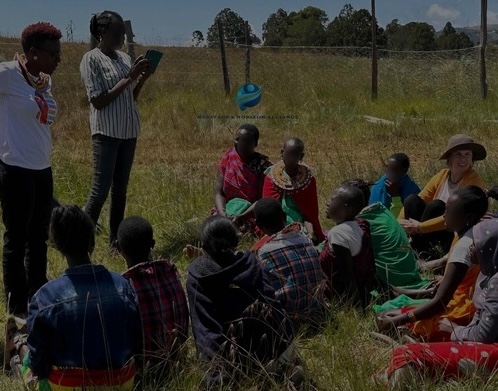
left=1, top=38, right=498, bottom=389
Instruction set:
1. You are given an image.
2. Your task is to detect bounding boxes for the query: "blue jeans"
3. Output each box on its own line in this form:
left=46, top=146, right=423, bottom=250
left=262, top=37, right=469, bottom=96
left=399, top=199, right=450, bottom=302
left=85, top=134, right=137, bottom=244
left=0, top=161, right=52, bottom=315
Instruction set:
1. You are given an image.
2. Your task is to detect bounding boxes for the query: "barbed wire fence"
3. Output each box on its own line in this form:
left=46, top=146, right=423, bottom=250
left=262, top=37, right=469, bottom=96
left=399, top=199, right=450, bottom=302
left=0, top=37, right=495, bottom=107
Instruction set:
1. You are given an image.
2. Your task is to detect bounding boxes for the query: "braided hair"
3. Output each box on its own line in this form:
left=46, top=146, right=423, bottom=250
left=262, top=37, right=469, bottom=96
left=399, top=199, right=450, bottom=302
left=89, top=10, right=124, bottom=41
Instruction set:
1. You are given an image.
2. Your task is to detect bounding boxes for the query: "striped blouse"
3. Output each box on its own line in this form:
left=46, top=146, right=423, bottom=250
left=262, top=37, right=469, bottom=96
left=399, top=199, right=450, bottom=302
left=80, top=48, right=140, bottom=139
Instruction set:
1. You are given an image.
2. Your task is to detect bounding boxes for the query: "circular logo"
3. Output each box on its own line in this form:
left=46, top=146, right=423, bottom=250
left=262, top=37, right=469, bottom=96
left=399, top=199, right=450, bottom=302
left=234, top=83, right=262, bottom=111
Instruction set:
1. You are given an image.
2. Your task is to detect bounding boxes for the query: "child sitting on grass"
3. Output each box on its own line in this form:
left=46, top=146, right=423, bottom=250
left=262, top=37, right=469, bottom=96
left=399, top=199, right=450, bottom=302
left=187, top=216, right=300, bottom=389
left=9, top=205, right=141, bottom=391
left=369, top=153, right=420, bottom=217
left=320, top=184, right=377, bottom=308
left=254, top=198, right=327, bottom=331
left=118, top=216, right=189, bottom=384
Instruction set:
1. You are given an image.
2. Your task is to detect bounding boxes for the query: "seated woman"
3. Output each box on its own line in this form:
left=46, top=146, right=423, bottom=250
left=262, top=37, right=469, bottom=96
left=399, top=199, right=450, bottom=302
left=399, top=134, right=486, bottom=258
left=346, top=179, right=427, bottom=290
left=214, top=124, right=271, bottom=232
left=377, top=186, right=495, bottom=342
left=369, top=153, right=420, bottom=217
left=381, top=219, right=498, bottom=388
left=263, top=137, right=325, bottom=243
left=186, top=216, right=298, bottom=389
left=8, top=205, right=141, bottom=390
left=320, top=184, right=377, bottom=308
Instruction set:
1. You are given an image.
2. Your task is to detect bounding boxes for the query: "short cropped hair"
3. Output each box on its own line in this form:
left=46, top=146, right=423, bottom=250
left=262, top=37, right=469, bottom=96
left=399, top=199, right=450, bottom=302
left=21, top=22, right=62, bottom=52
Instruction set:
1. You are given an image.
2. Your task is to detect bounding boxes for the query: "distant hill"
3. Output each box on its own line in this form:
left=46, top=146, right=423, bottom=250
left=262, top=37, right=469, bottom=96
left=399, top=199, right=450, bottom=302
left=447, top=25, right=498, bottom=45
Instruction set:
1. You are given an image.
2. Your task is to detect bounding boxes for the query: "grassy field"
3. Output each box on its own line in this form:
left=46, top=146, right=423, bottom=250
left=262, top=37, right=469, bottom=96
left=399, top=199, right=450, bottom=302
left=1, top=38, right=498, bottom=389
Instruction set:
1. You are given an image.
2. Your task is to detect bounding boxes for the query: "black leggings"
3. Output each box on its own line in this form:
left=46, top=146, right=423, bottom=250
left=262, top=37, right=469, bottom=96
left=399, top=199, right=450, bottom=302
left=403, top=194, right=454, bottom=257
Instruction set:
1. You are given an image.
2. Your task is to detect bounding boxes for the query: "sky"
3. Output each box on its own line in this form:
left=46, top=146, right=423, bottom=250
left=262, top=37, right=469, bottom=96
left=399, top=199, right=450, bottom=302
left=1, top=1, right=498, bottom=45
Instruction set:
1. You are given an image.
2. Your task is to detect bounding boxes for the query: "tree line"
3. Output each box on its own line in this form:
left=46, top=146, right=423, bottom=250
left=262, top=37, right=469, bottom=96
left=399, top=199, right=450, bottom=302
left=192, top=4, right=474, bottom=51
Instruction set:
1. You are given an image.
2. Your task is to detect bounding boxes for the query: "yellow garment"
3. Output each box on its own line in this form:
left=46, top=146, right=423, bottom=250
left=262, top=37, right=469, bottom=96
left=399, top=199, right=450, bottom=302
left=398, top=168, right=485, bottom=234
left=410, top=265, right=479, bottom=340
left=409, top=236, right=480, bottom=340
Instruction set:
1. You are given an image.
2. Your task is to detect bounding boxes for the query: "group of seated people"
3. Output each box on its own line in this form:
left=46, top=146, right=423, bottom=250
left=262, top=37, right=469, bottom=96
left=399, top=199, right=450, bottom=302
left=7, top=125, right=498, bottom=390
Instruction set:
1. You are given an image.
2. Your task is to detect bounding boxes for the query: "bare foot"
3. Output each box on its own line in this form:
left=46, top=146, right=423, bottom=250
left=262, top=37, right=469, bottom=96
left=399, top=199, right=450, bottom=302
left=183, top=245, right=203, bottom=260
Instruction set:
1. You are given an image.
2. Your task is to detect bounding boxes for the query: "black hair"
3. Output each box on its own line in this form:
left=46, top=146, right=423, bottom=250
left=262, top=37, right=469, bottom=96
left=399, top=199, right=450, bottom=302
left=389, top=153, right=410, bottom=170
left=117, top=216, right=154, bottom=263
left=334, top=185, right=365, bottom=217
left=453, top=186, right=490, bottom=227
left=21, top=22, right=62, bottom=52
left=254, top=198, right=286, bottom=231
left=50, top=205, right=95, bottom=257
left=236, top=124, right=260, bottom=145
left=342, top=178, right=371, bottom=208
left=200, top=216, right=239, bottom=263
left=283, top=137, right=305, bottom=151
left=89, top=10, right=124, bottom=41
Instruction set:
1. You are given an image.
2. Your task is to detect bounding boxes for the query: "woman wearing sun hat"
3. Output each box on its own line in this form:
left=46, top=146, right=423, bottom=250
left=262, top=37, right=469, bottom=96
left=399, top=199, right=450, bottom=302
left=399, top=134, right=486, bottom=258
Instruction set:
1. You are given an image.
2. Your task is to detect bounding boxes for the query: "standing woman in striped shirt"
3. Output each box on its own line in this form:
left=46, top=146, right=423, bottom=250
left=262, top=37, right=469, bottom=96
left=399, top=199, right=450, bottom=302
left=80, top=10, right=149, bottom=247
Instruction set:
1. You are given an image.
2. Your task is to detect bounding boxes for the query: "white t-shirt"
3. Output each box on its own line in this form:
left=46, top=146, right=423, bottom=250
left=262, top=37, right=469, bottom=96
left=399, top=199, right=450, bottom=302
left=327, top=220, right=364, bottom=256
left=449, top=229, right=473, bottom=267
left=0, top=61, right=52, bottom=169
left=437, top=179, right=452, bottom=203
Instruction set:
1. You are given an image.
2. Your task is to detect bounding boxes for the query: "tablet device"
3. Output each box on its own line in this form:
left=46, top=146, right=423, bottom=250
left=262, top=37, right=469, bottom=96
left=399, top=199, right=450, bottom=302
left=145, top=49, right=163, bottom=74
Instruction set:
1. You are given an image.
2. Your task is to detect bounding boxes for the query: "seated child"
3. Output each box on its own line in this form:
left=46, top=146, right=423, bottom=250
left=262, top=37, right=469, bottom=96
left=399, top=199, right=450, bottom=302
left=9, top=205, right=141, bottom=390
left=381, top=219, right=498, bottom=388
left=263, top=137, right=325, bottom=243
left=369, top=153, right=420, bottom=217
left=320, top=184, right=377, bottom=308
left=118, top=216, right=189, bottom=381
left=346, top=179, right=427, bottom=289
left=254, top=198, right=327, bottom=330
left=187, top=216, right=297, bottom=389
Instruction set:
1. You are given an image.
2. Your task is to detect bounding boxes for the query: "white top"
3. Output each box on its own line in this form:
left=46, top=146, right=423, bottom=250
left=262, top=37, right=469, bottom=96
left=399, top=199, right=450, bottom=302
left=449, top=229, right=473, bottom=268
left=80, top=48, right=140, bottom=139
left=437, top=179, right=452, bottom=203
left=0, top=61, right=52, bottom=169
left=327, top=220, right=364, bottom=257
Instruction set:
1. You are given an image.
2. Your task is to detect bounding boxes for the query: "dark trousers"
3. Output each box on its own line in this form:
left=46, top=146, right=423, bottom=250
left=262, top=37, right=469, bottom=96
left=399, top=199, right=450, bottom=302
left=404, top=194, right=454, bottom=257
left=84, top=134, right=137, bottom=244
left=0, top=161, right=52, bottom=315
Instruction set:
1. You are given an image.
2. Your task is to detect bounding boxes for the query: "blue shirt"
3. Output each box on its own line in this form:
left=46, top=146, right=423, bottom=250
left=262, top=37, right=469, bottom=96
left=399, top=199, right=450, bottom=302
left=27, top=264, right=141, bottom=379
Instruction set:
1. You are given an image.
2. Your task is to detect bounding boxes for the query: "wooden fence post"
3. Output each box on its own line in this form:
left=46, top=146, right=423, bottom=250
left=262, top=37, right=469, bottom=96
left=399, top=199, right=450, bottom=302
left=124, top=20, right=136, bottom=63
left=245, top=21, right=251, bottom=84
left=480, top=0, right=488, bottom=99
left=218, top=20, right=231, bottom=96
left=371, top=0, right=378, bottom=100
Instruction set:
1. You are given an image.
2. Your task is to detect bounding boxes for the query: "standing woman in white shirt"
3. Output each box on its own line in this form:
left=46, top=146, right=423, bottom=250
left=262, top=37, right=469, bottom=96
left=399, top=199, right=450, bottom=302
left=80, top=10, right=149, bottom=247
left=0, top=23, right=62, bottom=315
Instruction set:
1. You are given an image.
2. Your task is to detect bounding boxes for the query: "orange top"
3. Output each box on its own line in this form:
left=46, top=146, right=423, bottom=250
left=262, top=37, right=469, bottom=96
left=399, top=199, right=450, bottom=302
left=398, top=168, right=485, bottom=234
left=409, top=235, right=480, bottom=341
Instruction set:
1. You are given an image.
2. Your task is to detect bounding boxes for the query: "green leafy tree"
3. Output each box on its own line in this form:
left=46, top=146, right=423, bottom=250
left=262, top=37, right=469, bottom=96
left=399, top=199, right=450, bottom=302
left=436, top=22, right=474, bottom=50
left=384, top=20, right=436, bottom=51
left=281, top=6, right=329, bottom=46
left=207, top=8, right=261, bottom=48
left=262, top=8, right=289, bottom=46
left=192, top=30, right=204, bottom=47
left=326, top=4, right=385, bottom=47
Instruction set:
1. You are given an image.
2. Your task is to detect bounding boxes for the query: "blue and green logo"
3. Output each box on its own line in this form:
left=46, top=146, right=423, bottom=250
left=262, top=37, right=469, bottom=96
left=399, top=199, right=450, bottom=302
left=234, top=83, right=262, bottom=111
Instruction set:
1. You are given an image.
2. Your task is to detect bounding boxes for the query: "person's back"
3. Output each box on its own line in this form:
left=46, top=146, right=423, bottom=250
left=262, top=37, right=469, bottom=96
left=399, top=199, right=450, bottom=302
left=258, top=224, right=325, bottom=314
left=255, top=199, right=326, bottom=325
left=25, top=205, right=141, bottom=390
left=186, top=216, right=295, bottom=388
left=345, top=179, right=426, bottom=289
left=123, top=260, right=188, bottom=358
left=118, top=216, right=189, bottom=377
left=28, top=265, right=140, bottom=378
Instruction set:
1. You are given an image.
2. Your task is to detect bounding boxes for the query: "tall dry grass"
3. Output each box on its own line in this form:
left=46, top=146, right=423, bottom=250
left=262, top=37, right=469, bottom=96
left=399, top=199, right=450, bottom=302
left=1, top=39, right=498, bottom=389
